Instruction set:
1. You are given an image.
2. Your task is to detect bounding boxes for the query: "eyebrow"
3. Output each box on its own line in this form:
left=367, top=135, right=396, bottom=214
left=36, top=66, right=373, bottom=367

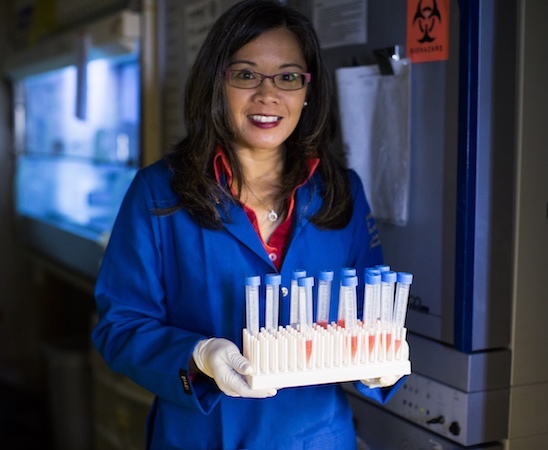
left=228, top=59, right=306, bottom=71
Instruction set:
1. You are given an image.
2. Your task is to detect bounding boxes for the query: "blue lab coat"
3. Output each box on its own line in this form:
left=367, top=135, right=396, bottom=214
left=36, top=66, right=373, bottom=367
left=92, top=158, right=403, bottom=450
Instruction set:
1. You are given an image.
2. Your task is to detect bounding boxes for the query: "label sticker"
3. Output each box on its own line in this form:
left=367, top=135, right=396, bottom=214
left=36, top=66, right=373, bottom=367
left=407, top=0, right=450, bottom=63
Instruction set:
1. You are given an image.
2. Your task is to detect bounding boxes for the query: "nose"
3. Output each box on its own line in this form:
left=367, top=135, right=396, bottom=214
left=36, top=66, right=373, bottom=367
left=254, top=77, right=279, bottom=102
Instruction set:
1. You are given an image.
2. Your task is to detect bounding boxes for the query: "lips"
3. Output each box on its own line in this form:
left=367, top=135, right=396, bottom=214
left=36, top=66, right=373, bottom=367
left=248, top=114, right=282, bottom=127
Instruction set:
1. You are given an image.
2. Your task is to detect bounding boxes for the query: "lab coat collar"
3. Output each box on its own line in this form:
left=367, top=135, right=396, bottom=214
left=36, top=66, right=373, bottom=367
left=213, top=146, right=322, bottom=269
left=216, top=170, right=323, bottom=270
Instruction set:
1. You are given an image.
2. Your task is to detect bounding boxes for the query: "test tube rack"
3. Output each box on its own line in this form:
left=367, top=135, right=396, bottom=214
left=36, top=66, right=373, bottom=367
left=243, top=323, right=411, bottom=390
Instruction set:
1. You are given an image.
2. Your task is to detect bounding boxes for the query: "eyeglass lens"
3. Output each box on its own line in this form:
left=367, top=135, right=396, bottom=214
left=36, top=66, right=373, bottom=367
left=227, top=70, right=308, bottom=90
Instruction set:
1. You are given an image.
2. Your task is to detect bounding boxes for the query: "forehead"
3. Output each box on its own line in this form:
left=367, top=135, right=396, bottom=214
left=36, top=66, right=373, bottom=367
left=229, top=27, right=306, bottom=68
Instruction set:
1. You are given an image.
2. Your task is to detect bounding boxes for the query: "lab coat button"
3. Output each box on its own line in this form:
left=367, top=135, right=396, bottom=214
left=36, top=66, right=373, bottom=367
left=281, top=287, right=289, bottom=297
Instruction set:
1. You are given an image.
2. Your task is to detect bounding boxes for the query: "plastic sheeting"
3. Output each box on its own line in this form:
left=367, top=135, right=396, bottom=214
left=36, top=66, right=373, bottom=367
left=336, top=58, right=411, bottom=226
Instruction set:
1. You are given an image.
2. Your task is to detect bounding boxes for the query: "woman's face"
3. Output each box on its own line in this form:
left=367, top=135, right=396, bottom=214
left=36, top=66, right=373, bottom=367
left=225, top=27, right=308, bottom=155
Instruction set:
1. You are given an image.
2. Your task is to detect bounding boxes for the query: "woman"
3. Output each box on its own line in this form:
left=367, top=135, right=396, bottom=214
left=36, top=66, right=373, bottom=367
left=92, top=1, right=405, bottom=448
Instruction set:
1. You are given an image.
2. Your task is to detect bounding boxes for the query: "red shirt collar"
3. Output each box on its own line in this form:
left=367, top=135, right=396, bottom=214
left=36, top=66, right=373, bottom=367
left=213, top=146, right=319, bottom=270
left=213, top=146, right=319, bottom=194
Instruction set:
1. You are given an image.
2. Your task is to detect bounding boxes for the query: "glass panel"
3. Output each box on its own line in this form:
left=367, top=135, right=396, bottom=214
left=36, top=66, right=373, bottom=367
left=15, top=54, right=140, bottom=240
left=20, top=55, right=140, bottom=164
left=16, top=155, right=137, bottom=239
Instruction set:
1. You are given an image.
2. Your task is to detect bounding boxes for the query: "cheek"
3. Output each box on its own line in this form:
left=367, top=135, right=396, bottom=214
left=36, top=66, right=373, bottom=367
left=292, top=91, right=307, bottom=110
left=289, top=97, right=307, bottom=121
left=225, top=87, right=252, bottom=110
left=225, top=91, right=242, bottom=120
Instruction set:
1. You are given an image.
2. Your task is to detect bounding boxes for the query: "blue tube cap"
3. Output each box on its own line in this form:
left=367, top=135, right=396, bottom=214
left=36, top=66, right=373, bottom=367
left=341, top=275, right=358, bottom=287
left=265, top=273, right=282, bottom=285
left=319, top=270, right=334, bottom=281
left=365, top=272, right=381, bottom=285
left=291, top=269, right=307, bottom=280
left=381, top=271, right=397, bottom=283
left=298, top=276, right=315, bottom=287
left=397, top=272, right=413, bottom=284
left=340, top=267, right=356, bottom=277
left=245, top=275, right=261, bottom=286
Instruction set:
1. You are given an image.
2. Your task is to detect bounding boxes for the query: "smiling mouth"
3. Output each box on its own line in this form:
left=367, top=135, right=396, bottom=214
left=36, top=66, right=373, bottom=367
left=248, top=115, right=281, bottom=123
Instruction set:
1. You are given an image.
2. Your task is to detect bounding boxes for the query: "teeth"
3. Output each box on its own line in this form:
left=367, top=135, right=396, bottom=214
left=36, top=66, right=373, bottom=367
left=249, top=115, right=280, bottom=123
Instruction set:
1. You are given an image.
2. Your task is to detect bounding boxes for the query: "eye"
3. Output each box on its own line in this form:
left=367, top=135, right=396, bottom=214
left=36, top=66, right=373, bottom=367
left=235, top=70, right=256, bottom=80
left=279, top=72, right=299, bottom=83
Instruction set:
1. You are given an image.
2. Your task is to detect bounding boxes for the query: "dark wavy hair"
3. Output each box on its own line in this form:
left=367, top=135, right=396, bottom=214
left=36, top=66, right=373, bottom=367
left=165, top=0, right=352, bottom=229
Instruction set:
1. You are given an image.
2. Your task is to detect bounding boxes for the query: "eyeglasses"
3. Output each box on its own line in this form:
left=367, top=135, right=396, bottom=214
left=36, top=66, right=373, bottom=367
left=225, top=69, right=311, bottom=91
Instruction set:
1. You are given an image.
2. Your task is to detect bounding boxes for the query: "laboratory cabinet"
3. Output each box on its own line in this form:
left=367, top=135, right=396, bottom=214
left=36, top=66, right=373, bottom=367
left=6, top=8, right=142, bottom=280
left=6, top=0, right=162, bottom=279
left=90, top=336, right=154, bottom=450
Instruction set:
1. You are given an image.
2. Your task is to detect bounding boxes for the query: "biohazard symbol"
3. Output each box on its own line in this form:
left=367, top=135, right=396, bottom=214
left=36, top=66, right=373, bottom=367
left=412, top=0, right=442, bottom=43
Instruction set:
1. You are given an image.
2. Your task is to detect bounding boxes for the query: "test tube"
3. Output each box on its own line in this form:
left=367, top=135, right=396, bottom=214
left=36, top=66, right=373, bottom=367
left=245, top=275, right=261, bottom=335
left=297, top=276, right=315, bottom=328
left=363, top=270, right=381, bottom=328
left=341, top=275, right=358, bottom=364
left=380, top=271, right=397, bottom=328
left=340, top=275, right=358, bottom=331
left=393, top=272, right=413, bottom=329
left=316, top=270, right=334, bottom=328
left=337, top=267, right=356, bottom=327
left=290, top=269, right=306, bottom=327
left=265, top=273, right=282, bottom=331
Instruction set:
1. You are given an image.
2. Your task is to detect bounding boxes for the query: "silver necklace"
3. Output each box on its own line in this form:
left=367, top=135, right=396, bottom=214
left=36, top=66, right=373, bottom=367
left=245, top=184, right=279, bottom=222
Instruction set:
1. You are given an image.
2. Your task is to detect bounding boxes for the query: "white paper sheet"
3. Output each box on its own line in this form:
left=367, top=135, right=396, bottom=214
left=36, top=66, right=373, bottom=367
left=313, top=0, right=367, bottom=49
left=184, top=0, right=222, bottom=67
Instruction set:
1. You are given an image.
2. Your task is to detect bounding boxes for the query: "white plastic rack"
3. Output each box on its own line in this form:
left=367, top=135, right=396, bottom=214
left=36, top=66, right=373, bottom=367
left=243, top=323, right=411, bottom=390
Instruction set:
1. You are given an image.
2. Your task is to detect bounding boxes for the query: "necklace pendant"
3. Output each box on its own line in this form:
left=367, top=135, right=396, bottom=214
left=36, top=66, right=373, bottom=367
left=267, top=210, right=279, bottom=222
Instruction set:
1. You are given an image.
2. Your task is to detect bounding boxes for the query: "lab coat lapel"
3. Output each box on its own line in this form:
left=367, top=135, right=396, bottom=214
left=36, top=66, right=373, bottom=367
left=219, top=201, right=275, bottom=267
left=288, top=175, right=321, bottom=241
left=217, top=174, right=322, bottom=267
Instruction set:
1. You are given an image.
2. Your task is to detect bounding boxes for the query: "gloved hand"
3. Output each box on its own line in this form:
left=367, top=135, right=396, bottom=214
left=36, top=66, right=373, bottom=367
left=192, top=337, right=277, bottom=398
left=361, top=373, right=405, bottom=389
left=361, top=340, right=409, bottom=389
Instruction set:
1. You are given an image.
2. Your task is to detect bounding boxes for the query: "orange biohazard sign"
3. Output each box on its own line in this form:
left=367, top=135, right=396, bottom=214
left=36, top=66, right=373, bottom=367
left=406, top=0, right=450, bottom=63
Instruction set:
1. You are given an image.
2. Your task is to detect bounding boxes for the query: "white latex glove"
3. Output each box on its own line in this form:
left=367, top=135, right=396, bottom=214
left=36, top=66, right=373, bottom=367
left=192, top=337, right=277, bottom=398
left=361, top=341, right=409, bottom=389
left=361, top=373, right=405, bottom=389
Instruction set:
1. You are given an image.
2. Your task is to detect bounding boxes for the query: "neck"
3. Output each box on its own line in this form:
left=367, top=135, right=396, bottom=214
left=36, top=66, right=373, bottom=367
left=230, top=147, right=286, bottom=227
left=235, top=147, right=285, bottom=186
left=241, top=177, right=280, bottom=216
left=232, top=148, right=283, bottom=199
